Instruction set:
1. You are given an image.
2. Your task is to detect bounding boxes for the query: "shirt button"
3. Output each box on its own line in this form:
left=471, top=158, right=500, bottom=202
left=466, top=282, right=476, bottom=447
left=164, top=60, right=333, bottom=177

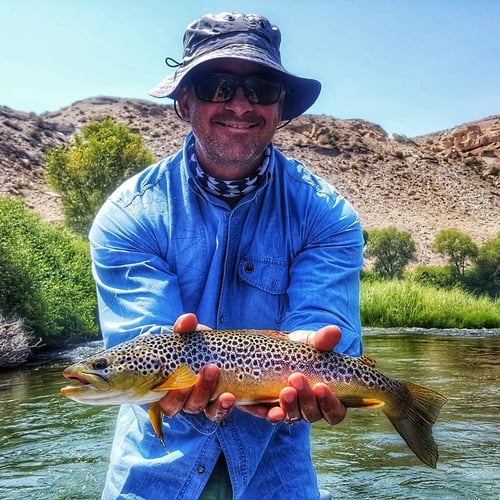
left=220, top=419, right=227, bottom=427
left=197, top=465, right=206, bottom=474
left=219, top=315, right=224, bottom=324
left=244, top=262, right=255, bottom=273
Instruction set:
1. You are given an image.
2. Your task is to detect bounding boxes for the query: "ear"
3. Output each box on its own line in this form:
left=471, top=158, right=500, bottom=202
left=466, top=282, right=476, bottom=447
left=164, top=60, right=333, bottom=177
left=175, top=87, right=192, bottom=122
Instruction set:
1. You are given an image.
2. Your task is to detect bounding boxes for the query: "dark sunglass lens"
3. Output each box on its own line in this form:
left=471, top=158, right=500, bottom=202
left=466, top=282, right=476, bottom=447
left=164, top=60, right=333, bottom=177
left=193, top=74, right=236, bottom=102
left=245, top=77, right=283, bottom=105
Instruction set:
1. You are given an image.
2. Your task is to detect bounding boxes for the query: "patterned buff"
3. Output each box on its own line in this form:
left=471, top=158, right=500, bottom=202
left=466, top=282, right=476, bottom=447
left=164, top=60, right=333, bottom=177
left=188, top=140, right=270, bottom=200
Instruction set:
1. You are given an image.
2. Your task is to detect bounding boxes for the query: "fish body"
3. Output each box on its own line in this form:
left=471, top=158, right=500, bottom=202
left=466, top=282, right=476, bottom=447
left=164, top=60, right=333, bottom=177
left=61, top=329, right=447, bottom=467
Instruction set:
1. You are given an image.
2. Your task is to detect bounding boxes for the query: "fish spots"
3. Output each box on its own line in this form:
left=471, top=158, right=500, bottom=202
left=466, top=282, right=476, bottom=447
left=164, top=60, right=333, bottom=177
left=85, top=330, right=399, bottom=403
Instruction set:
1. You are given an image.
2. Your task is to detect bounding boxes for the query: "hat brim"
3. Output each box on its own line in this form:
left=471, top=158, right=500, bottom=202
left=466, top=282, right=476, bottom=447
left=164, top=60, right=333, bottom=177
left=148, top=45, right=321, bottom=121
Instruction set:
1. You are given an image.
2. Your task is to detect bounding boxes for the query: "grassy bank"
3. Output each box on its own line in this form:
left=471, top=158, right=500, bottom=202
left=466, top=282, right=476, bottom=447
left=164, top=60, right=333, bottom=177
left=361, top=279, right=500, bottom=329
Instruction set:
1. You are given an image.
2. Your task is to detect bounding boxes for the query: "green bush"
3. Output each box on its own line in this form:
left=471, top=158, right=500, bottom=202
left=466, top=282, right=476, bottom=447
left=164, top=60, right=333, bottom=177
left=411, top=265, right=459, bottom=290
left=463, top=233, right=500, bottom=298
left=0, top=196, right=98, bottom=346
left=45, top=117, right=155, bottom=236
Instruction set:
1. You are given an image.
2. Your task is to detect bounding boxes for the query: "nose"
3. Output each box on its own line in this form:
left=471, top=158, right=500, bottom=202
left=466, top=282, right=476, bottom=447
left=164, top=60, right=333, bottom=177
left=225, top=86, right=254, bottom=112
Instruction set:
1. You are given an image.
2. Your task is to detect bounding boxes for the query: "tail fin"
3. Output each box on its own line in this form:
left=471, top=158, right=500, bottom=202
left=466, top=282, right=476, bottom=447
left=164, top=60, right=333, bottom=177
left=383, top=381, right=447, bottom=468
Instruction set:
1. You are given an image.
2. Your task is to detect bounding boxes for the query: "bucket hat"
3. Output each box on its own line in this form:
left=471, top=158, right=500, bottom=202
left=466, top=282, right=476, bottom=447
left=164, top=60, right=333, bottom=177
left=149, top=12, right=321, bottom=121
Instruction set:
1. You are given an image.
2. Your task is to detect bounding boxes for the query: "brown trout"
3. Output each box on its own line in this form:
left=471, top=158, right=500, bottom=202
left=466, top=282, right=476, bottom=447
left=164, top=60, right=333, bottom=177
left=61, top=329, right=447, bottom=467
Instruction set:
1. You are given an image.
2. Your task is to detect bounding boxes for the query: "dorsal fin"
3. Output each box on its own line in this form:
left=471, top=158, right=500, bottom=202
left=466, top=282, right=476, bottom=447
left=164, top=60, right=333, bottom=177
left=359, top=355, right=377, bottom=368
left=258, top=330, right=291, bottom=341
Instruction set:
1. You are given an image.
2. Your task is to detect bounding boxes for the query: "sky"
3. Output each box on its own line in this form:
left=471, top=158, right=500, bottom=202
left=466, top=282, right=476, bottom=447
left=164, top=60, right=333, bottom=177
left=1, top=0, right=499, bottom=137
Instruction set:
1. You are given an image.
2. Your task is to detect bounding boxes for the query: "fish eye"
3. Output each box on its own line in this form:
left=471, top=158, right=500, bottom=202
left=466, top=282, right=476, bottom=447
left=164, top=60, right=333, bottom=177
left=92, top=358, right=109, bottom=370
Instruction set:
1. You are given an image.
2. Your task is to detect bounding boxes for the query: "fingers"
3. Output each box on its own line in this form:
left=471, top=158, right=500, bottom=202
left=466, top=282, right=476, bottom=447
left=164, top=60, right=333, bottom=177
left=163, top=321, right=346, bottom=428
left=289, top=325, right=342, bottom=352
left=313, top=383, right=346, bottom=425
left=182, top=365, right=220, bottom=413
left=204, top=392, right=236, bottom=422
left=276, top=373, right=347, bottom=426
left=286, top=374, right=322, bottom=423
left=173, top=313, right=211, bottom=333
left=173, top=312, right=199, bottom=333
left=158, top=364, right=220, bottom=418
left=311, top=325, right=342, bottom=352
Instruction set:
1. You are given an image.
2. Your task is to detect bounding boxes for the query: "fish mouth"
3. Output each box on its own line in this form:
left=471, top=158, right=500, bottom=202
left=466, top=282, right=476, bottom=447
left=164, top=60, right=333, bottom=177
left=63, top=373, right=91, bottom=385
left=62, top=370, right=107, bottom=389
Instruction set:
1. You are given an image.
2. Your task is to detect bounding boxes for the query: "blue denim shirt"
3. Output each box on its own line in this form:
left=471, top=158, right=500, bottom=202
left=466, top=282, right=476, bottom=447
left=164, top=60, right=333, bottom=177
left=90, top=133, right=364, bottom=499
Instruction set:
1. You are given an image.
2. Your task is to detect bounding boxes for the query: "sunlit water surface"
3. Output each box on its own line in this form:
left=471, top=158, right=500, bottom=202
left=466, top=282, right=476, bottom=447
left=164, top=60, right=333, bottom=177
left=0, top=330, right=498, bottom=499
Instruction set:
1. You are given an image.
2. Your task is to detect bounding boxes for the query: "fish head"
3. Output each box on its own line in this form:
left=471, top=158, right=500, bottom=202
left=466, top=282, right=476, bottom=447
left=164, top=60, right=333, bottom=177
left=60, top=340, right=166, bottom=405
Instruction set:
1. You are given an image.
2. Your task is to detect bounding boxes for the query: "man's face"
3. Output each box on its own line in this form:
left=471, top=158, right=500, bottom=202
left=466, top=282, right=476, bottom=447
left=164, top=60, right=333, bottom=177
left=177, top=59, right=285, bottom=179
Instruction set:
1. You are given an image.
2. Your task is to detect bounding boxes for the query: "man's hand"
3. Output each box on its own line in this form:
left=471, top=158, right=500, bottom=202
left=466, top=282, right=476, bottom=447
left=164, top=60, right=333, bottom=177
left=240, top=325, right=347, bottom=426
left=158, top=313, right=235, bottom=422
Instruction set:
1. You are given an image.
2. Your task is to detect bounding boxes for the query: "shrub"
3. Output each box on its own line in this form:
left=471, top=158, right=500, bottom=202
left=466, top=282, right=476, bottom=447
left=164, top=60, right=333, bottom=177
left=45, top=117, right=155, bottom=236
left=465, top=232, right=500, bottom=298
left=0, top=196, right=98, bottom=346
left=411, top=265, right=459, bottom=290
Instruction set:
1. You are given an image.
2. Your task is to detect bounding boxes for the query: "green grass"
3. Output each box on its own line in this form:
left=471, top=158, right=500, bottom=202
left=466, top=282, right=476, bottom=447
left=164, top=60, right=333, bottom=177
left=361, top=279, right=500, bottom=329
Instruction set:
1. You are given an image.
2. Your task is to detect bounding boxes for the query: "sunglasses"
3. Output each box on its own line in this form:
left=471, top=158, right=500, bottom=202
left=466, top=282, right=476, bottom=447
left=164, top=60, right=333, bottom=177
left=191, top=72, right=284, bottom=105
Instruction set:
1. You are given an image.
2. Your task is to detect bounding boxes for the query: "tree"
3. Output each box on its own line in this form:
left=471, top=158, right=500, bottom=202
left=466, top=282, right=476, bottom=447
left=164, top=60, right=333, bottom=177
left=364, top=227, right=416, bottom=279
left=45, top=118, right=155, bottom=236
left=467, top=232, right=500, bottom=298
left=432, top=229, right=478, bottom=277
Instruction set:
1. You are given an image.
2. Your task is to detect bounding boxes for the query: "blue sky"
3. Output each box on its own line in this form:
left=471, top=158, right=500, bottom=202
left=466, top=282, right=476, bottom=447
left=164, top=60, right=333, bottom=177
left=1, top=0, right=499, bottom=137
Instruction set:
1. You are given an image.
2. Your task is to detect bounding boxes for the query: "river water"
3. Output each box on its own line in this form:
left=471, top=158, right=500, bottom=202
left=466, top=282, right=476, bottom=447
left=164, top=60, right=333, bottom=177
left=0, top=329, right=498, bottom=499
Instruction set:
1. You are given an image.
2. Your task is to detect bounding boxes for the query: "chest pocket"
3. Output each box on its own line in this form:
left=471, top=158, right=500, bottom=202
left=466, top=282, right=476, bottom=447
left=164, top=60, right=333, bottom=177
left=238, top=256, right=290, bottom=294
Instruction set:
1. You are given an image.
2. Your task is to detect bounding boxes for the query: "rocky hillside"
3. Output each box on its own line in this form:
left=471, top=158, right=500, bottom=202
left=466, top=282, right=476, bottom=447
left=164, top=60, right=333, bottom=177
left=1, top=96, right=498, bottom=266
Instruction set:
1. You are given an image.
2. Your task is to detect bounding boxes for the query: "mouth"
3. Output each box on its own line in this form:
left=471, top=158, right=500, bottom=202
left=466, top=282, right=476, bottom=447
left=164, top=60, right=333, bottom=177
left=64, top=374, right=92, bottom=385
left=215, top=121, right=258, bottom=130
left=62, top=370, right=106, bottom=388
left=213, top=114, right=261, bottom=130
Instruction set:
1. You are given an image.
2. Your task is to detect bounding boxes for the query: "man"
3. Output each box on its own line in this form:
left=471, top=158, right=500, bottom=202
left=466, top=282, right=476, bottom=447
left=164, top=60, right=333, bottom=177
left=90, top=12, right=364, bottom=499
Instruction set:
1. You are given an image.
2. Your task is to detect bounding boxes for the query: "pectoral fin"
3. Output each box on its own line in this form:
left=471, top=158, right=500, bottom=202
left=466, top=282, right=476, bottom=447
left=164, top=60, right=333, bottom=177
left=152, top=364, right=198, bottom=391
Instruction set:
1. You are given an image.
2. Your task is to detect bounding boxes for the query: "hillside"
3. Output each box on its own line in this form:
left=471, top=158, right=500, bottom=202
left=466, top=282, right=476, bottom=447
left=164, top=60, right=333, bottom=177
left=1, top=96, right=498, bottom=266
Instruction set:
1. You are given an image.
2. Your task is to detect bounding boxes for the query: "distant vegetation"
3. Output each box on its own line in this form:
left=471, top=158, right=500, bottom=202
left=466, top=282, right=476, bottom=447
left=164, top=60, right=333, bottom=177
left=1, top=119, right=498, bottom=367
left=45, top=117, right=155, bottom=236
left=0, top=196, right=98, bottom=353
left=362, top=226, right=499, bottom=328
left=361, top=279, right=499, bottom=329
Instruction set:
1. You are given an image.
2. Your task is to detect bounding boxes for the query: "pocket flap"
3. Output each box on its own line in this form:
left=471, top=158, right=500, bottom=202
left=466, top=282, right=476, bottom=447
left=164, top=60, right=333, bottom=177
left=238, top=257, right=289, bottom=294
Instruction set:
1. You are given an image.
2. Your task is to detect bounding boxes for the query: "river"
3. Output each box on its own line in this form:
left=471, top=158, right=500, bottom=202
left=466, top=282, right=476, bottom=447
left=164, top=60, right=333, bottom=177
left=0, top=329, right=498, bottom=499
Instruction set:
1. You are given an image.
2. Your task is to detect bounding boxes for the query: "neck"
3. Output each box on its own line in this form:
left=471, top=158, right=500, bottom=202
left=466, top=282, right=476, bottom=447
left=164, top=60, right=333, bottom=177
left=188, top=141, right=271, bottom=201
left=194, top=142, right=265, bottom=180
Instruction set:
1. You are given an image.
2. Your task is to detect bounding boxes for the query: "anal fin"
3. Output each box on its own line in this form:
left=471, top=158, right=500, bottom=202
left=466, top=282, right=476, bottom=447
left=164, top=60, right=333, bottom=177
left=148, top=402, right=166, bottom=446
